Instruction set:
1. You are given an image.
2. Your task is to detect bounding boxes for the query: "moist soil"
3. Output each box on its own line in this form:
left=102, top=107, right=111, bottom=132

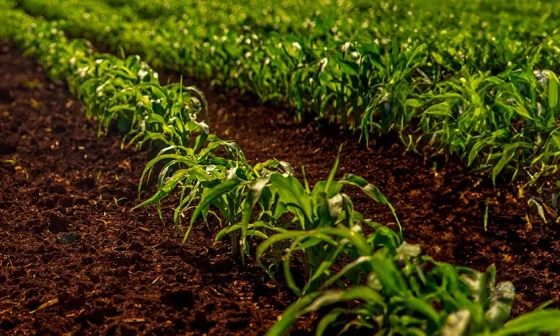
left=0, top=39, right=558, bottom=336
left=0, top=42, right=314, bottom=335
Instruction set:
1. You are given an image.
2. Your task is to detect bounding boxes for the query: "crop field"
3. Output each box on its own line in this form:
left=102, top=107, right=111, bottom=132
left=1, top=0, right=560, bottom=334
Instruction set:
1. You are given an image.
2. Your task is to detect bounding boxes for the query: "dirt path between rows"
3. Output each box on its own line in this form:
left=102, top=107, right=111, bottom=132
left=0, top=41, right=315, bottom=335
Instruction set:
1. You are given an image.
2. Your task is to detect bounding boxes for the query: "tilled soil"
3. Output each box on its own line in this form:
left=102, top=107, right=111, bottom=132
left=0, top=42, right=314, bottom=335
left=0, top=39, right=559, bottom=336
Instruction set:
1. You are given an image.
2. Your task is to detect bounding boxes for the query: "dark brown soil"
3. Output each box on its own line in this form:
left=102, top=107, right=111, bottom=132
left=0, top=42, right=315, bottom=335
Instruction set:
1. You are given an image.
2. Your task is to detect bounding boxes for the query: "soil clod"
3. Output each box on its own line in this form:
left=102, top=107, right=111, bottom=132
left=48, top=211, right=71, bottom=233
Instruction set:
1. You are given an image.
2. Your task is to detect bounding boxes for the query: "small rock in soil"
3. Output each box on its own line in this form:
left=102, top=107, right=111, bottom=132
left=56, top=232, right=75, bottom=244
left=58, top=196, right=74, bottom=207
left=76, top=176, right=96, bottom=189
left=47, top=183, right=67, bottom=194
left=48, top=212, right=71, bottom=233
left=41, top=196, right=57, bottom=208
left=160, top=288, right=196, bottom=309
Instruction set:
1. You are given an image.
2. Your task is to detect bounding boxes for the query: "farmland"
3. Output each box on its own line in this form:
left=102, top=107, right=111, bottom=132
left=0, top=0, right=559, bottom=335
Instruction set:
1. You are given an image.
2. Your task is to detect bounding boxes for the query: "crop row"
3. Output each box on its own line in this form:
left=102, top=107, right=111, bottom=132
left=12, top=0, right=560, bottom=185
left=1, top=1, right=560, bottom=335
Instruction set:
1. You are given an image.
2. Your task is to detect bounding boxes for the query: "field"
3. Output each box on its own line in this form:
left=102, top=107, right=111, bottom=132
left=1, top=0, right=560, bottom=334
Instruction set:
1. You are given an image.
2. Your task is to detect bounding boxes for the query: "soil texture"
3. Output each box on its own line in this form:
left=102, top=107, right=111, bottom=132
left=0, top=41, right=314, bottom=335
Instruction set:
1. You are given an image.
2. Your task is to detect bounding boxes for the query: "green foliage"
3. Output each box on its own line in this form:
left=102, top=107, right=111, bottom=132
left=12, top=0, right=560, bottom=182
left=1, top=1, right=559, bottom=335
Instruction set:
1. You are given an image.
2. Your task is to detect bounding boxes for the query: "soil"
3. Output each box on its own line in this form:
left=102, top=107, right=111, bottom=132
left=0, top=41, right=315, bottom=335
left=0, top=36, right=559, bottom=336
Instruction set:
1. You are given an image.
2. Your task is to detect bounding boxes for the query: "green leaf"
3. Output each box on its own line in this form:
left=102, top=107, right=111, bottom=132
left=548, top=71, right=559, bottom=111
left=371, top=248, right=408, bottom=296
left=266, top=292, right=322, bottom=336
left=423, top=102, right=452, bottom=117
left=320, top=256, right=372, bottom=289
left=301, top=286, right=386, bottom=315
left=341, top=174, right=402, bottom=239
left=406, top=99, right=423, bottom=108
left=316, top=310, right=344, bottom=336
left=491, top=149, right=515, bottom=185
left=528, top=198, right=547, bottom=224
left=442, top=310, right=470, bottom=336
left=187, top=178, right=243, bottom=242
left=468, top=139, right=487, bottom=167
left=340, top=174, right=388, bottom=204
left=324, top=144, right=343, bottom=194
left=270, top=174, right=313, bottom=225
left=134, top=169, right=190, bottom=209
left=493, top=310, right=560, bottom=336
left=486, top=282, right=515, bottom=329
